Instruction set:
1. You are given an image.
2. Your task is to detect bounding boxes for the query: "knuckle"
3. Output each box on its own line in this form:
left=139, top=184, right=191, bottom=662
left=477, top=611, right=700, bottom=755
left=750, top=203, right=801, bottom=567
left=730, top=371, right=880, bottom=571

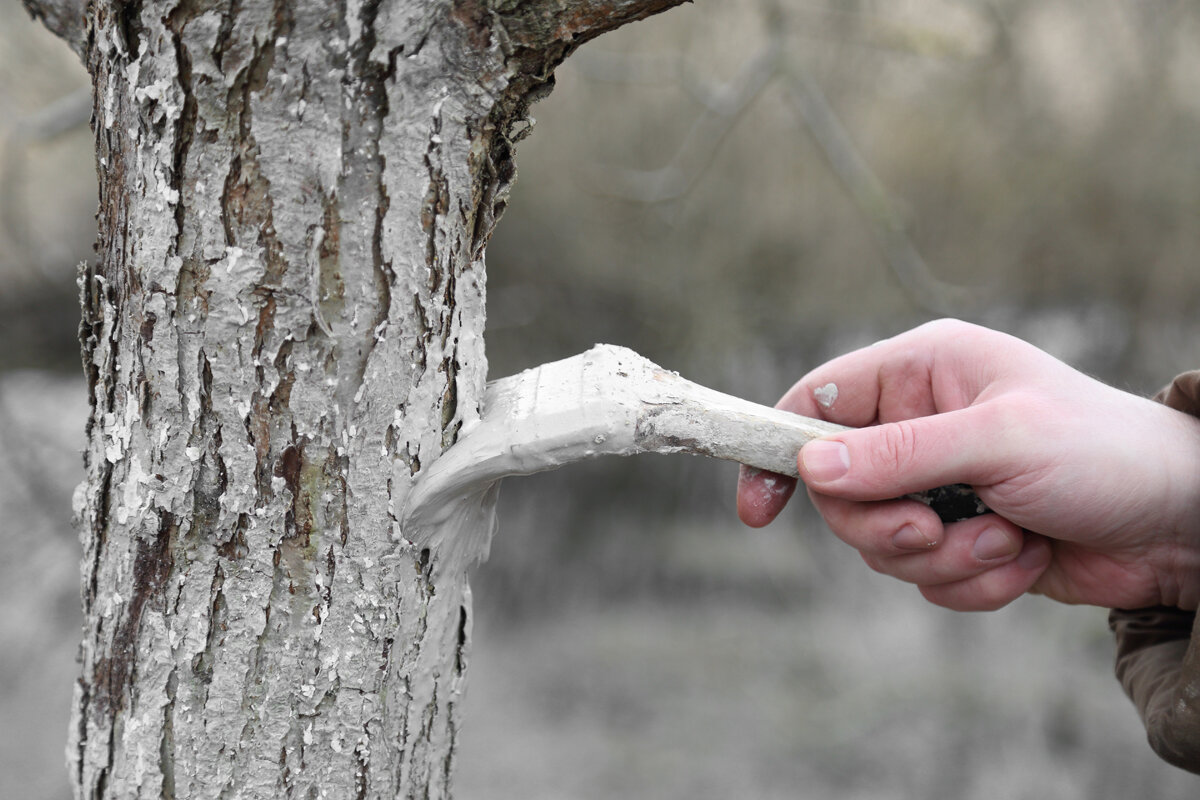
left=975, top=571, right=1027, bottom=610
left=919, top=584, right=974, bottom=611
left=918, top=318, right=971, bottom=339
left=921, top=579, right=1016, bottom=612
left=877, top=347, right=929, bottom=392
left=872, top=419, right=921, bottom=477
left=918, top=318, right=999, bottom=355
left=969, top=591, right=1013, bottom=612
left=860, top=552, right=892, bottom=576
left=918, top=585, right=956, bottom=609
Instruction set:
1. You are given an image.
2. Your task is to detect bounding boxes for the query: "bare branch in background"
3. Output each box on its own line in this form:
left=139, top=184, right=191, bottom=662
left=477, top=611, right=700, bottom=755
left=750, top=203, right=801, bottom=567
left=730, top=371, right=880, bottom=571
left=0, top=388, right=75, bottom=540
left=573, top=0, right=976, bottom=315
left=779, top=64, right=974, bottom=316
left=578, top=41, right=781, bottom=214
left=572, top=48, right=742, bottom=112
left=495, top=0, right=691, bottom=55
left=781, top=3, right=986, bottom=59
left=20, top=0, right=86, bottom=57
left=8, top=85, right=90, bottom=141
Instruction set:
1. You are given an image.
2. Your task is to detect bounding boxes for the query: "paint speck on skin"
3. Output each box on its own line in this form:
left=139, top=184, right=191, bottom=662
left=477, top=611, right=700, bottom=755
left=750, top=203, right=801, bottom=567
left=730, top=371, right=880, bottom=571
left=740, top=467, right=792, bottom=517
left=814, top=382, right=838, bottom=410
left=745, top=483, right=779, bottom=516
left=763, top=474, right=791, bottom=498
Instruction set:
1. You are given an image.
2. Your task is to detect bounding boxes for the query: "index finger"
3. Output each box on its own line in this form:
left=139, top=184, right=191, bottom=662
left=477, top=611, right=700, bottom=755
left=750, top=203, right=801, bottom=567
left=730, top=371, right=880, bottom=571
left=776, top=320, right=1001, bottom=427
left=737, top=320, right=1000, bottom=526
left=736, top=333, right=917, bottom=526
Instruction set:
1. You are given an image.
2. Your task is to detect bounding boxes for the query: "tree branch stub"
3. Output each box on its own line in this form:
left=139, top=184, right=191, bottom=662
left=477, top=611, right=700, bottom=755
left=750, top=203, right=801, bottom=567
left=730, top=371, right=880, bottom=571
left=20, top=0, right=87, bottom=56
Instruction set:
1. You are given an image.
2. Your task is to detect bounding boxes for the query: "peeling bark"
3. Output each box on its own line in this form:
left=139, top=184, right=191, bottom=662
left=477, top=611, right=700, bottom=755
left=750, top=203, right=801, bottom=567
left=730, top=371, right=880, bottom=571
left=66, top=0, right=686, bottom=797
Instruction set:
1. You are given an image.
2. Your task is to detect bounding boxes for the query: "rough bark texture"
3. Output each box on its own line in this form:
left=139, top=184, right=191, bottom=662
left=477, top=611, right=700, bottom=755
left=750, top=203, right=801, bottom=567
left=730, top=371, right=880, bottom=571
left=63, top=0, right=684, bottom=797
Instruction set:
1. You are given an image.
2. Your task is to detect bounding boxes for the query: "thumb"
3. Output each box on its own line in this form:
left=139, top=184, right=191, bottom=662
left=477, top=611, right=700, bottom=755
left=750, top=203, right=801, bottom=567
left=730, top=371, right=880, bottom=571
left=797, top=406, right=1011, bottom=501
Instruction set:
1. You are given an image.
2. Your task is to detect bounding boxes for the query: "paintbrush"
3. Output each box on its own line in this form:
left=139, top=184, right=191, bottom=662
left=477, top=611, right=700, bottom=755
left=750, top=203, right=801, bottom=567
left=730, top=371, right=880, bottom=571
left=403, top=344, right=986, bottom=566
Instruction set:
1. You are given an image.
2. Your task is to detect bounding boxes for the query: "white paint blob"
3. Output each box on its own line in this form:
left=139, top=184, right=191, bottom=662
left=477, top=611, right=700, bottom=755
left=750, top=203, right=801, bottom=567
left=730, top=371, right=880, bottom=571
left=814, top=382, right=838, bottom=410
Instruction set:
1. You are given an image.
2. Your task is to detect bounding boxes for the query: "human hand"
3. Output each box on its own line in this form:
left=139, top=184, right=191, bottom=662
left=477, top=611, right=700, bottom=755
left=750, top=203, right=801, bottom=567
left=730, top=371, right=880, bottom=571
left=737, top=319, right=1200, bottom=611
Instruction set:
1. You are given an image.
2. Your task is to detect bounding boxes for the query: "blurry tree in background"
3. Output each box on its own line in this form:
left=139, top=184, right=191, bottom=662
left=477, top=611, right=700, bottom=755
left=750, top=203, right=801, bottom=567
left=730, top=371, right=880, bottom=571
left=4, top=0, right=1200, bottom=798
left=0, top=17, right=92, bottom=372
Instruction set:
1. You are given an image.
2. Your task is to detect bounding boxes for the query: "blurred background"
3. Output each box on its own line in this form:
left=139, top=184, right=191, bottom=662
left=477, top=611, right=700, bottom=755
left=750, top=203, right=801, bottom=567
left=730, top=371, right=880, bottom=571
left=4, top=0, right=1200, bottom=797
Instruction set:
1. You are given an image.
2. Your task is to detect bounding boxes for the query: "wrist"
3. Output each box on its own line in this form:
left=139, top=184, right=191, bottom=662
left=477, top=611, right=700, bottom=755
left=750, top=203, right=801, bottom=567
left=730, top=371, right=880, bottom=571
left=1153, top=402, right=1200, bottom=610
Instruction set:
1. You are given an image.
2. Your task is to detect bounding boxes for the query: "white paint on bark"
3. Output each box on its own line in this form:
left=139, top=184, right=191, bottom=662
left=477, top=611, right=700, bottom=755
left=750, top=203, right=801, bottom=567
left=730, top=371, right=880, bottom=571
left=67, top=1, right=550, bottom=797
left=44, top=0, right=690, bottom=797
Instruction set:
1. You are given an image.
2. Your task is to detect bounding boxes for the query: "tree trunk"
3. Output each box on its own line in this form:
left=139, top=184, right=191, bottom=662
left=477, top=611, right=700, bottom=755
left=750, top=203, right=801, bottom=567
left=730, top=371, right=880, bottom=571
left=56, top=0, right=683, bottom=796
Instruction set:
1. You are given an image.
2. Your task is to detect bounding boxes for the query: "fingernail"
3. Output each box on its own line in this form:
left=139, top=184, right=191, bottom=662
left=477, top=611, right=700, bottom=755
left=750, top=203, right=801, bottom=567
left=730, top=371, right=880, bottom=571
left=973, top=527, right=1019, bottom=562
left=892, top=524, right=934, bottom=550
left=801, top=440, right=850, bottom=483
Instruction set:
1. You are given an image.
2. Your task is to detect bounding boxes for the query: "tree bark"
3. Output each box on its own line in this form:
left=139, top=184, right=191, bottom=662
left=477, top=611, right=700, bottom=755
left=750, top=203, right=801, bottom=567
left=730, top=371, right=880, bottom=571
left=56, top=0, right=684, bottom=797
left=20, top=0, right=86, bottom=56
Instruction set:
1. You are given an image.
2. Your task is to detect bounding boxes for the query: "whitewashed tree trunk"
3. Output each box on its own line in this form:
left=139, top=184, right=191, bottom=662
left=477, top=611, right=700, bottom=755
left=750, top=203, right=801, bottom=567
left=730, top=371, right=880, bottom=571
left=20, top=0, right=683, bottom=797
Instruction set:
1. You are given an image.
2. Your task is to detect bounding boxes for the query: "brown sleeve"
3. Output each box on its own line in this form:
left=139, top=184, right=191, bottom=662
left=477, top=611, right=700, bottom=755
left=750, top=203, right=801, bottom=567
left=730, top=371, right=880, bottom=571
left=1109, top=369, right=1200, bottom=773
